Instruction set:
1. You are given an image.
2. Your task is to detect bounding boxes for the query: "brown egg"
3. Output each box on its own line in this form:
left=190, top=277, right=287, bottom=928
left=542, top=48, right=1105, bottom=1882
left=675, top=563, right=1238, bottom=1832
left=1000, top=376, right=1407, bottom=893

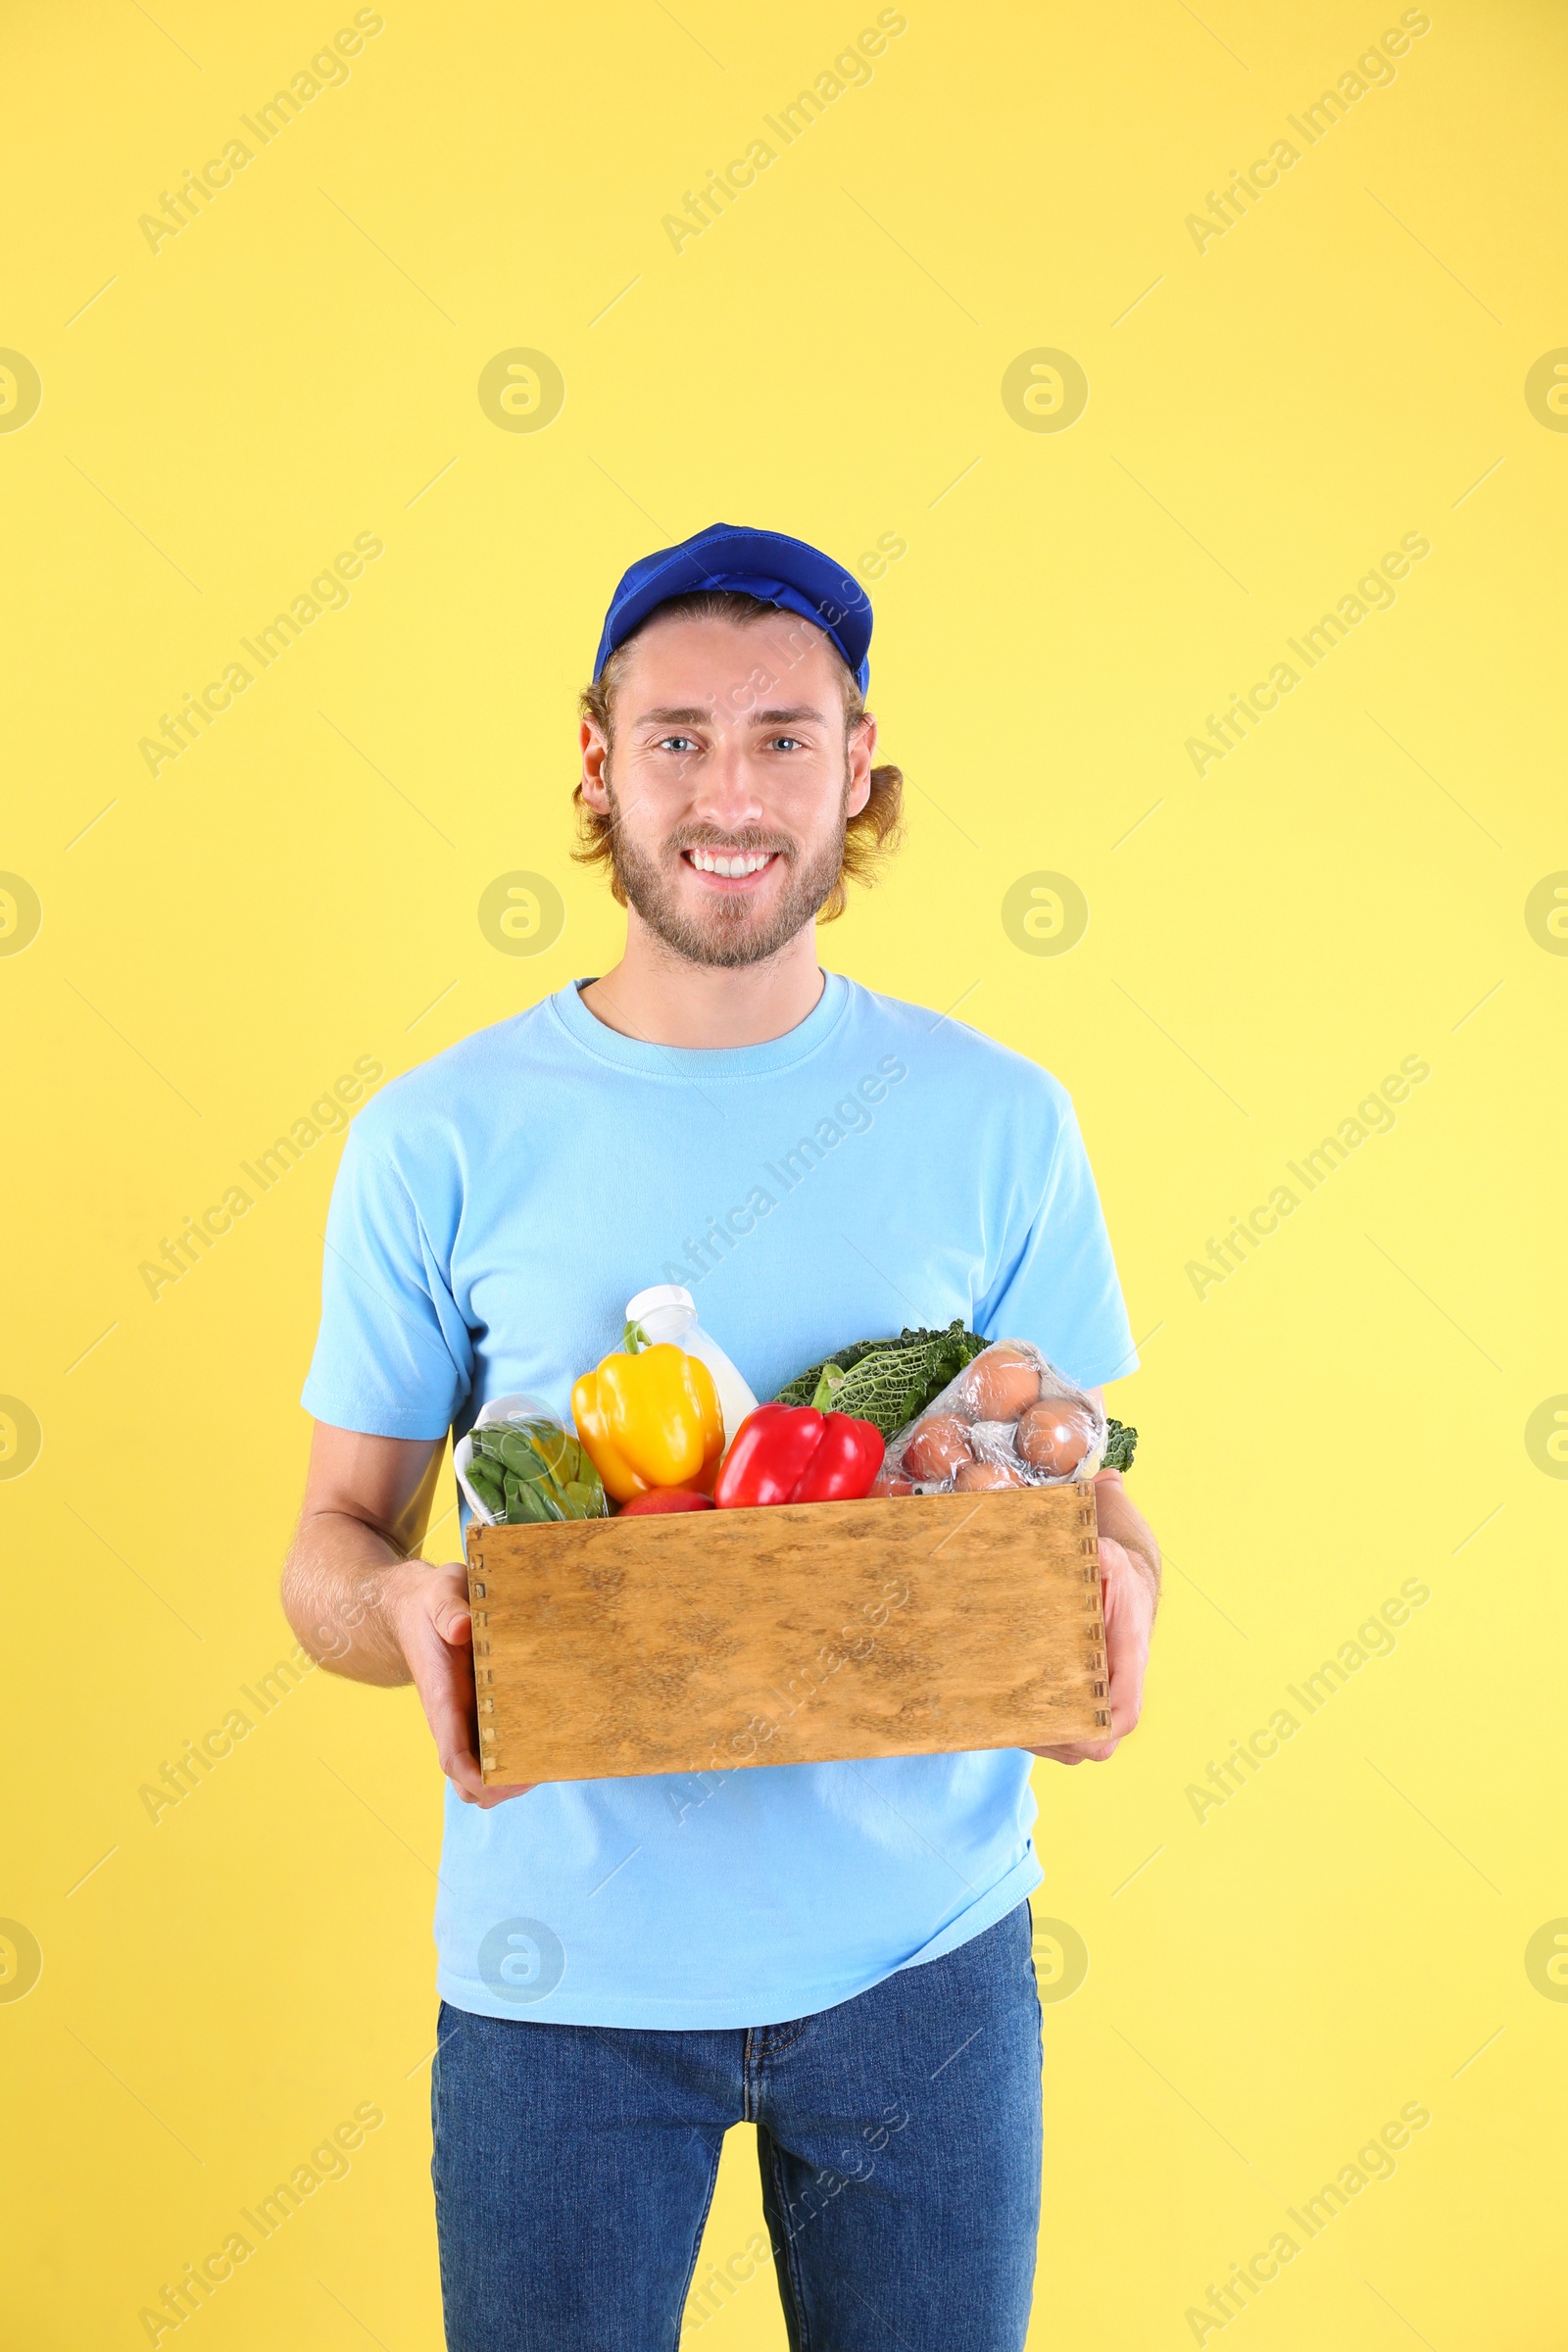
left=903, top=1414, right=974, bottom=1481
left=869, top=1471, right=916, bottom=1498
left=1015, top=1399, right=1094, bottom=1475
left=960, top=1348, right=1041, bottom=1422
left=954, top=1457, right=1027, bottom=1491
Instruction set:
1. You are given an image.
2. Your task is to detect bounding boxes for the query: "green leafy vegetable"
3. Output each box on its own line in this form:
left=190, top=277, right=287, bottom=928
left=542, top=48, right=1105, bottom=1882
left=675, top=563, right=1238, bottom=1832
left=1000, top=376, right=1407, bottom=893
left=1102, top=1418, right=1138, bottom=1473
left=772, top=1320, right=992, bottom=1439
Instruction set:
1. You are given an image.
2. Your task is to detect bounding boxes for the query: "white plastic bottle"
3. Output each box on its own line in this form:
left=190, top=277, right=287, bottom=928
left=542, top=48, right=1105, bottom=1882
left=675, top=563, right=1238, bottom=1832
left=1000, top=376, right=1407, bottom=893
left=623, top=1284, right=759, bottom=1451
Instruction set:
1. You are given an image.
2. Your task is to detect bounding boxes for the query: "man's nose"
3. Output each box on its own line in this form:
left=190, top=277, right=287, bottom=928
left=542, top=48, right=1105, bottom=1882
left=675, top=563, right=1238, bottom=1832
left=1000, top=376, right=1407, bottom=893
left=689, top=740, right=763, bottom=832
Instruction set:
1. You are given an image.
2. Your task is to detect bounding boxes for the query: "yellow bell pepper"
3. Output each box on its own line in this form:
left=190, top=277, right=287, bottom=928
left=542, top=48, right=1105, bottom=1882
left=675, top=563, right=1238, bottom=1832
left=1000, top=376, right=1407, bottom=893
left=570, top=1343, right=724, bottom=1501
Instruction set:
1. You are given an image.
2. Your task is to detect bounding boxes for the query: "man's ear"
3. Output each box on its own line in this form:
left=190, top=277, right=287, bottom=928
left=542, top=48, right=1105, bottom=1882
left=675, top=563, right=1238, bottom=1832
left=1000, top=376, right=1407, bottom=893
left=845, top=712, right=877, bottom=819
left=580, top=715, right=612, bottom=812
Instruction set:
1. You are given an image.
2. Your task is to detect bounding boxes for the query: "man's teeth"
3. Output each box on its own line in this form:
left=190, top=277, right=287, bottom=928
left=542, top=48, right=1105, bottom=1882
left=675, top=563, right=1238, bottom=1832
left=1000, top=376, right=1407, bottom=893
left=689, top=850, right=773, bottom=876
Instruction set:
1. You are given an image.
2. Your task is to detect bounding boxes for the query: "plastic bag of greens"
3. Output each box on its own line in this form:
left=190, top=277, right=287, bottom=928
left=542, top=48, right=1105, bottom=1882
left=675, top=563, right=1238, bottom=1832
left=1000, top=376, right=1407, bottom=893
left=455, top=1393, right=609, bottom=1526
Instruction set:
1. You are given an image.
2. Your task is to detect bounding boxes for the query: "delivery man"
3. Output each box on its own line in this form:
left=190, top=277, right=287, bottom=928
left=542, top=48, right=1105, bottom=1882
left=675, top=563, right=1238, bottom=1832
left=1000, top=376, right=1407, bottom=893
left=282, top=521, right=1160, bottom=2352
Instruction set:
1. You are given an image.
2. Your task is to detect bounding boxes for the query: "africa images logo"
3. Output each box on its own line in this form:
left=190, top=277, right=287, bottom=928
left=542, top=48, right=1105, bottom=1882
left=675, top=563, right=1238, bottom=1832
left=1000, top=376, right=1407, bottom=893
left=477, top=1919, right=566, bottom=2005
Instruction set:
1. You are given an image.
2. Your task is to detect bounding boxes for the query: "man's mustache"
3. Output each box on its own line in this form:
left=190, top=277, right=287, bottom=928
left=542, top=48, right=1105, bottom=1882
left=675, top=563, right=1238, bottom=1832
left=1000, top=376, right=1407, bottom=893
left=668, top=830, right=796, bottom=859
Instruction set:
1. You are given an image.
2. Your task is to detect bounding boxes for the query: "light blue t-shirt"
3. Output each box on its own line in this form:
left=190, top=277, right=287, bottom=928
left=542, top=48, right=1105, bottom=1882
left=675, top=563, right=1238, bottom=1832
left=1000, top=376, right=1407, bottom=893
left=301, top=972, right=1137, bottom=2027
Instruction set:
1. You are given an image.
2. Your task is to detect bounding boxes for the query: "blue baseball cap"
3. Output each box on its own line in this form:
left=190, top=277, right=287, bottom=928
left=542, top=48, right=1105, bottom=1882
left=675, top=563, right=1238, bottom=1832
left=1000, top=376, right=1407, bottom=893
left=592, top=521, right=873, bottom=694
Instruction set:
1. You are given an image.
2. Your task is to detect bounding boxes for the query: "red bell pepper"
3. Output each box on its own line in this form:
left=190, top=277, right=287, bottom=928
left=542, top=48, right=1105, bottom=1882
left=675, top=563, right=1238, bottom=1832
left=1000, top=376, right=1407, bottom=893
left=713, top=1369, right=884, bottom=1508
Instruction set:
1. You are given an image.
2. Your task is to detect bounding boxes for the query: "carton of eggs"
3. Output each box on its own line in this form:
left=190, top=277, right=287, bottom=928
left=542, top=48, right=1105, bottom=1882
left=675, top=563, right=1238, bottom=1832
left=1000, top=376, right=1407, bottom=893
left=872, top=1341, right=1106, bottom=1495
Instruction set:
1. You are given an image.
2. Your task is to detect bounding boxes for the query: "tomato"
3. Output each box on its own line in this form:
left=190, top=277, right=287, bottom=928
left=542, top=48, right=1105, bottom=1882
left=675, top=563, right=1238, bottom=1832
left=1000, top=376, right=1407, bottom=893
left=616, top=1489, right=715, bottom=1516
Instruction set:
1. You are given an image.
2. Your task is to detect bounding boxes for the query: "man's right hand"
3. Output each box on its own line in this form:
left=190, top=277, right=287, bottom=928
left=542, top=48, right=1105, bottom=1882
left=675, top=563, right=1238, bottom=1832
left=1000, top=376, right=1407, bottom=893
left=384, top=1558, right=536, bottom=1808
left=282, top=1425, right=536, bottom=1809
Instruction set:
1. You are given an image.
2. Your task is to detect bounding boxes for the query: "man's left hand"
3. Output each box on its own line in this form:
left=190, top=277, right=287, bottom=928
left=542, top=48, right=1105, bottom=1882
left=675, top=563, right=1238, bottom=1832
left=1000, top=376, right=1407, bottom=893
left=1030, top=1535, right=1156, bottom=1767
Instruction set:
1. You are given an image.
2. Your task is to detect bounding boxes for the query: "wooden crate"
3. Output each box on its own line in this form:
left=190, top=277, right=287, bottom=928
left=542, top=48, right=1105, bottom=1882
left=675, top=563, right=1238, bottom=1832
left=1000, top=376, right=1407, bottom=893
left=466, top=1484, right=1108, bottom=1785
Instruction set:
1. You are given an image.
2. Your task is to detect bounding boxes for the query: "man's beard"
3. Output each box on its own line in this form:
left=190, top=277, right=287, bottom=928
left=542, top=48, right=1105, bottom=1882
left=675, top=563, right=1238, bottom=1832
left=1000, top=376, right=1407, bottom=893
left=605, top=789, right=849, bottom=969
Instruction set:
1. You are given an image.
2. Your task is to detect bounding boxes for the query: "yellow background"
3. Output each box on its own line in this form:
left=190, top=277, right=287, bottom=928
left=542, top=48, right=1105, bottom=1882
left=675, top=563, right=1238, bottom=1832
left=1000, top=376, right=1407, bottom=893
left=3, top=0, right=1564, bottom=2343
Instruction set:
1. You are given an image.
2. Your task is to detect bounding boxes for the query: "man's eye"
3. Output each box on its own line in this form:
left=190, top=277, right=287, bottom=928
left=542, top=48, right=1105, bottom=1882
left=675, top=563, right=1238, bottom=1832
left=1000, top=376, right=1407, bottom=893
left=768, top=735, right=808, bottom=752
left=657, top=734, right=700, bottom=754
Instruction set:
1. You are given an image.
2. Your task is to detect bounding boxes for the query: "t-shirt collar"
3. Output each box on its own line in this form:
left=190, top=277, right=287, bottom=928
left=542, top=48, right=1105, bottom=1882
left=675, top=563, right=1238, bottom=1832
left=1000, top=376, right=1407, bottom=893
left=549, top=968, right=852, bottom=1081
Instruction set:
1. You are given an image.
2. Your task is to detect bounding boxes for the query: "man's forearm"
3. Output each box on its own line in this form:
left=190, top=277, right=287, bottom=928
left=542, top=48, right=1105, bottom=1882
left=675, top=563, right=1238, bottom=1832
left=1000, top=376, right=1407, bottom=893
left=1094, top=1470, right=1160, bottom=1607
left=282, top=1512, right=419, bottom=1686
left=283, top=1430, right=449, bottom=1684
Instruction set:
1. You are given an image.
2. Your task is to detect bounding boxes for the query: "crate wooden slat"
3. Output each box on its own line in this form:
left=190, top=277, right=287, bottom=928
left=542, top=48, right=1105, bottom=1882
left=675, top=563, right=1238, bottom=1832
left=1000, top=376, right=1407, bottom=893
left=466, top=1485, right=1107, bottom=1785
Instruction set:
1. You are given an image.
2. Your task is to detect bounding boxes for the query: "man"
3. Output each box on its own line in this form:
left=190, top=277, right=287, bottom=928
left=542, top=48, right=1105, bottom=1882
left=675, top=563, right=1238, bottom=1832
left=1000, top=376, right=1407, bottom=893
left=283, top=521, right=1159, bottom=2352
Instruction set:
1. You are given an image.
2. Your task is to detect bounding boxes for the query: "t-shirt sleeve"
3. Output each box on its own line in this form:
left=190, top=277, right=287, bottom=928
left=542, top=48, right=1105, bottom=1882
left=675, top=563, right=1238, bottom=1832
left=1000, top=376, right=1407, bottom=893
left=299, top=1120, right=473, bottom=1440
left=975, top=1099, right=1138, bottom=1391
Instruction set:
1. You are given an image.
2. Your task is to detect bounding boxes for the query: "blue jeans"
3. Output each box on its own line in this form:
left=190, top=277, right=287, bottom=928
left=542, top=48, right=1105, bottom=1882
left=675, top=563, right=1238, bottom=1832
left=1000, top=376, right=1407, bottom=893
left=431, top=1902, right=1043, bottom=2351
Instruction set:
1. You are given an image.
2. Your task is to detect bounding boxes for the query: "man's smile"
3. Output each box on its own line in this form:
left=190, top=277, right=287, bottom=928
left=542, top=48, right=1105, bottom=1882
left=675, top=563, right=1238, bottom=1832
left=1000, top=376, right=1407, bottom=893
left=680, top=847, right=781, bottom=888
